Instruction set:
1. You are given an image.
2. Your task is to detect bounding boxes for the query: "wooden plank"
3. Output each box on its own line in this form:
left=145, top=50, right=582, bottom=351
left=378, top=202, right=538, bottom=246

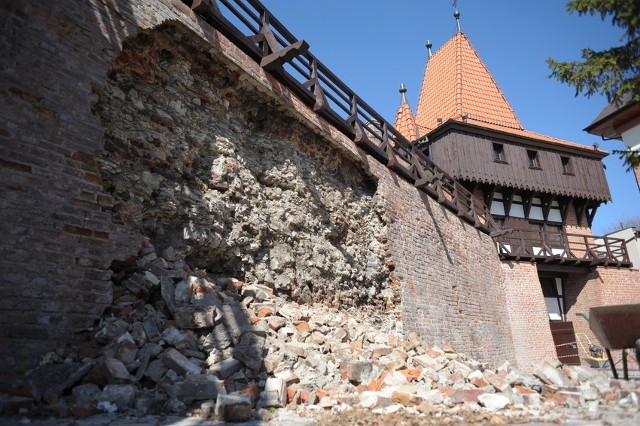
left=429, top=131, right=611, bottom=201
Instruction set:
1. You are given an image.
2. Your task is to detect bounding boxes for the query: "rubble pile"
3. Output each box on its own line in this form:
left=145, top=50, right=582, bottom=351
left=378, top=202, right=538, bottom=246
left=4, top=243, right=639, bottom=424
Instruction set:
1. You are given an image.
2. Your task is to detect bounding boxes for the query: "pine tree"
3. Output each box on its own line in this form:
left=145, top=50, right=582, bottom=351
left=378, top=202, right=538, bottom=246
left=547, top=0, right=640, bottom=168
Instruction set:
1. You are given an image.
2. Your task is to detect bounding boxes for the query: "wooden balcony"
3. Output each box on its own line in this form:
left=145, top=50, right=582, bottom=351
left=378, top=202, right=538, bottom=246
left=494, top=230, right=631, bottom=267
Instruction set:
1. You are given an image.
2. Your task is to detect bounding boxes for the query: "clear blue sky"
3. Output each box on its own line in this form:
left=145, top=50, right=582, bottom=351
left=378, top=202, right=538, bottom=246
left=260, top=0, right=639, bottom=234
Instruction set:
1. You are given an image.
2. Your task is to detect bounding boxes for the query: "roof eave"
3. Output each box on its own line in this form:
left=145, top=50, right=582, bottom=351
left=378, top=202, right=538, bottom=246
left=584, top=101, right=640, bottom=139
left=428, top=119, right=609, bottom=159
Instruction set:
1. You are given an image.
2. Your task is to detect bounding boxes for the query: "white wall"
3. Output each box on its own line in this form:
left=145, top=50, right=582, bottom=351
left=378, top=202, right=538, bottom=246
left=607, top=227, right=640, bottom=270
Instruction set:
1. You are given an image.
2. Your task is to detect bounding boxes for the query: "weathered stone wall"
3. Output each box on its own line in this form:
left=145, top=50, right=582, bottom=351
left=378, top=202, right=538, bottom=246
left=1, top=0, right=518, bottom=388
left=95, top=24, right=390, bottom=310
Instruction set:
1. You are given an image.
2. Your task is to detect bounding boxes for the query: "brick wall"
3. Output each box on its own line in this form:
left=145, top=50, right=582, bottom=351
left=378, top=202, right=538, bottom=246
left=565, top=267, right=640, bottom=361
left=0, top=0, right=224, bottom=388
left=0, top=0, right=522, bottom=386
left=564, top=201, right=593, bottom=236
left=501, top=262, right=556, bottom=369
left=379, top=170, right=516, bottom=366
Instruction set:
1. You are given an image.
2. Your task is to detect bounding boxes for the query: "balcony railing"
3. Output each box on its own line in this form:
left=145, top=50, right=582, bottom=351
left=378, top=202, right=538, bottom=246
left=184, top=0, right=502, bottom=235
left=495, top=230, right=631, bottom=267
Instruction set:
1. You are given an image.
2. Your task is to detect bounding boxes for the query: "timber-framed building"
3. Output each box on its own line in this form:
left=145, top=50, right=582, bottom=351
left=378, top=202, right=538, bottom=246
left=394, top=12, right=638, bottom=366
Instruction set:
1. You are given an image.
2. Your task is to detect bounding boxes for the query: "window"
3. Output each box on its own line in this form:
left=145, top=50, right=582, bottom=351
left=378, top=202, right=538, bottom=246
left=490, top=192, right=506, bottom=216
left=548, top=200, right=563, bottom=223
left=541, top=276, right=565, bottom=321
left=510, top=194, right=525, bottom=218
left=529, top=197, right=544, bottom=221
left=527, top=150, right=541, bottom=169
left=493, top=143, right=505, bottom=162
left=561, top=156, right=573, bottom=174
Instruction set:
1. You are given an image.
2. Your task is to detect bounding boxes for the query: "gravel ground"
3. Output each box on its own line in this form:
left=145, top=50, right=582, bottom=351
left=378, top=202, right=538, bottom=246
left=2, top=398, right=640, bottom=426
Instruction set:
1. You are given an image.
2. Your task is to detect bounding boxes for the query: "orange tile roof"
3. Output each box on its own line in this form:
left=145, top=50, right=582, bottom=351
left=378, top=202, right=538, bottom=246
left=414, top=32, right=595, bottom=152
left=394, top=85, right=418, bottom=141
left=466, top=119, right=600, bottom=151
left=416, top=32, right=522, bottom=133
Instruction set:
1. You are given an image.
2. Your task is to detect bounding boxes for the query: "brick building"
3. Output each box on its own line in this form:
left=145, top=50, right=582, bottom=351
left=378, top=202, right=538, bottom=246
left=393, top=12, right=640, bottom=368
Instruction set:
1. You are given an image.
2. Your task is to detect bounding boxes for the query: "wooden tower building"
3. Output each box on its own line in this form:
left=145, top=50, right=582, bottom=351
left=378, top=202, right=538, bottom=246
left=394, top=11, right=638, bottom=367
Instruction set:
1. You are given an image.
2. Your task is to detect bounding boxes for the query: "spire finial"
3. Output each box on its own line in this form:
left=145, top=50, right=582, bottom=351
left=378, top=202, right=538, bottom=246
left=454, top=9, right=461, bottom=33
left=399, top=83, right=409, bottom=104
left=426, top=40, right=433, bottom=58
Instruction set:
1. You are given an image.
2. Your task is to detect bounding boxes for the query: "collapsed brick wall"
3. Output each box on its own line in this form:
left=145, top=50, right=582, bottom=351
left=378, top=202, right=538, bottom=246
left=95, top=23, right=391, bottom=309
left=0, top=0, right=518, bottom=388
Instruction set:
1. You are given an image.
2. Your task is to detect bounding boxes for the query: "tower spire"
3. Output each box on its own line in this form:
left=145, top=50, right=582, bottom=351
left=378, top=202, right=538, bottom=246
left=454, top=9, right=461, bottom=33
left=399, top=83, right=409, bottom=104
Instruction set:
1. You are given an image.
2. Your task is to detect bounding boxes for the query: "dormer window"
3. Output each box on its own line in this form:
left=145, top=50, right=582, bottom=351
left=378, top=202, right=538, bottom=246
left=493, top=143, right=506, bottom=163
left=527, top=150, right=541, bottom=169
left=561, top=156, right=573, bottom=175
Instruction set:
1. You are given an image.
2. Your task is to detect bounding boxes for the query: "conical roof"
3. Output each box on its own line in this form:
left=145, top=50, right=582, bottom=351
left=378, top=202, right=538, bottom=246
left=414, top=31, right=593, bottom=150
left=415, top=32, right=522, bottom=134
left=394, top=84, right=418, bottom=141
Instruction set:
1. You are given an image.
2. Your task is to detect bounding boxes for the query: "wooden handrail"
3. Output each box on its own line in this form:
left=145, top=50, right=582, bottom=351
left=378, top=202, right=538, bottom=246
left=185, top=0, right=500, bottom=234
left=495, top=230, right=631, bottom=266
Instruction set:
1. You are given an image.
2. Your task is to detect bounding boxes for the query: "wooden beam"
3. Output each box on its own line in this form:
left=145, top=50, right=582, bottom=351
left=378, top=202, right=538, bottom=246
left=503, top=188, right=514, bottom=217
left=542, top=194, right=555, bottom=221
left=249, top=13, right=280, bottom=57
left=573, top=199, right=586, bottom=226
left=586, top=203, right=599, bottom=227
left=559, top=197, right=569, bottom=222
left=484, top=186, right=496, bottom=214
left=537, top=264, right=591, bottom=274
left=523, top=192, right=533, bottom=218
left=302, top=59, right=328, bottom=112
left=191, top=0, right=264, bottom=62
left=261, top=39, right=309, bottom=71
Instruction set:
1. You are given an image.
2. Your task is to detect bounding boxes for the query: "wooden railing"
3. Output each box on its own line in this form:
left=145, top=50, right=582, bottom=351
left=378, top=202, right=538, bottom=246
left=495, top=230, right=631, bottom=267
left=184, top=0, right=501, bottom=234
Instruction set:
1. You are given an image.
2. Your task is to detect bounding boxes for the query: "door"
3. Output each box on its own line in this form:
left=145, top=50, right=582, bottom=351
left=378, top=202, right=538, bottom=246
left=549, top=321, right=581, bottom=365
left=541, top=276, right=581, bottom=365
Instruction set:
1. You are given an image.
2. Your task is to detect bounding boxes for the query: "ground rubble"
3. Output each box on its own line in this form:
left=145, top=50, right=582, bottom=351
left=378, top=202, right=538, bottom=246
left=2, top=244, right=639, bottom=425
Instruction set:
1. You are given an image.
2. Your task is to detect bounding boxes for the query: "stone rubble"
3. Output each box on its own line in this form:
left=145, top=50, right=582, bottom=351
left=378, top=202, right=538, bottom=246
left=1, top=243, right=638, bottom=424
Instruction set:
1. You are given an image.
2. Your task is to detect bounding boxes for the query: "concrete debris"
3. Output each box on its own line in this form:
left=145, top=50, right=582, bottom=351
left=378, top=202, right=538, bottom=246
left=8, top=244, right=640, bottom=423
left=26, top=363, right=92, bottom=403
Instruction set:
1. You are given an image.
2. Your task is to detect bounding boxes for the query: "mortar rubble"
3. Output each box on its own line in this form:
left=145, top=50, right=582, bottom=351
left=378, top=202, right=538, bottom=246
left=3, top=244, right=639, bottom=425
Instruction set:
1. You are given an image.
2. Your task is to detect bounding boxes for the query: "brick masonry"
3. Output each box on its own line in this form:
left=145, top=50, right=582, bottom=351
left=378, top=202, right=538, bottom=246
left=501, top=262, right=556, bottom=369
left=378, top=170, right=516, bottom=365
left=565, top=268, right=640, bottom=362
left=0, top=0, right=637, bottom=388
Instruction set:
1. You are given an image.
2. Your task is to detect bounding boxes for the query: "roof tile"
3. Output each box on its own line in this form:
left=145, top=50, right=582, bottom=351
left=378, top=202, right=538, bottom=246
left=394, top=99, right=418, bottom=142
left=412, top=32, right=594, bottom=152
left=416, top=33, right=522, bottom=133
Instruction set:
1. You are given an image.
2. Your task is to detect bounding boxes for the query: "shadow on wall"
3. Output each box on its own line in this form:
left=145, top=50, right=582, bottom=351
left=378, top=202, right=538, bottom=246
left=420, top=192, right=454, bottom=265
left=90, top=0, right=138, bottom=50
left=0, top=0, right=140, bottom=390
